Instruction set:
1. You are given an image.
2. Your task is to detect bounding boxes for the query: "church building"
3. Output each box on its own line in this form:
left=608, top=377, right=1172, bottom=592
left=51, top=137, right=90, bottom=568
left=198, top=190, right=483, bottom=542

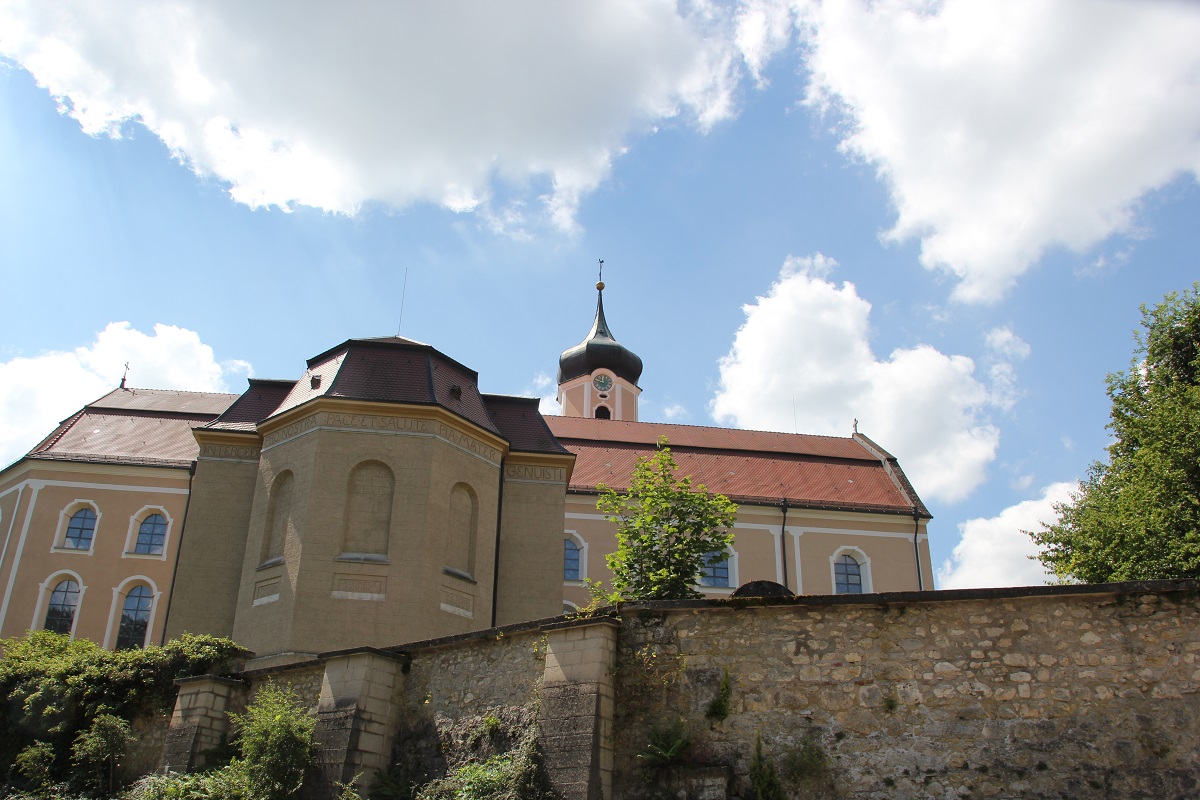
left=0, top=281, right=932, bottom=663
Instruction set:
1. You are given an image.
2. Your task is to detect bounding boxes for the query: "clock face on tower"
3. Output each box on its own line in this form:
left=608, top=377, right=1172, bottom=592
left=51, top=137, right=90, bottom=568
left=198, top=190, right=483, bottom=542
left=592, top=374, right=613, bottom=391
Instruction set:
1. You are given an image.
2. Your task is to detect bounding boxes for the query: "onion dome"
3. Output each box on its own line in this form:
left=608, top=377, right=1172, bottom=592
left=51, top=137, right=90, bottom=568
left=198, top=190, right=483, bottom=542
left=557, top=281, right=643, bottom=386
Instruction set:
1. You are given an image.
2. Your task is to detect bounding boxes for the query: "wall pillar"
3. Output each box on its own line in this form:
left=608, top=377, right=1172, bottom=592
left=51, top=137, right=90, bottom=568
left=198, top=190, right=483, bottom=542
left=539, top=618, right=619, bottom=800
left=162, top=675, right=247, bottom=772
left=311, top=648, right=409, bottom=795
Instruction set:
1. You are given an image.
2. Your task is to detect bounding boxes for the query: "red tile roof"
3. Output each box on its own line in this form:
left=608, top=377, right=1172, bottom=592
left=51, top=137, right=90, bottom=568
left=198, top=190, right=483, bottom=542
left=89, top=387, right=239, bottom=415
left=545, top=417, right=927, bottom=516
left=23, top=388, right=237, bottom=469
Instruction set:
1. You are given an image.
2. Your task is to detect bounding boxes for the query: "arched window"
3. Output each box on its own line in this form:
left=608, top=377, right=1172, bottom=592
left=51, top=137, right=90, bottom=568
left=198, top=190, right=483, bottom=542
left=699, top=551, right=731, bottom=588
left=834, top=554, right=864, bottom=594
left=564, top=538, right=581, bottom=581
left=64, top=508, right=96, bottom=550
left=594, top=405, right=611, bottom=419
left=134, top=514, right=168, bottom=555
left=262, top=471, right=295, bottom=564
left=341, top=461, right=394, bottom=557
left=115, top=586, right=153, bottom=650
left=44, top=579, right=80, bottom=634
left=444, top=484, right=478, bottom=578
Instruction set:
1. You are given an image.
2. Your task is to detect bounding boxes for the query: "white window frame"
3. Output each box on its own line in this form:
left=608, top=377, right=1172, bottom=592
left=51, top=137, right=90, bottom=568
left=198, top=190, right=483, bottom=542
left=103, top=575, right=160, bottom=650
left=563, top=530, right=588, bottom=585
left=696, top=545, right=739, bottom=595
left=123, top=506, right=173, bottom=560
left=830, top=546, right=872, bottom=594
left=52, top=500, right=101, bottom=555
left=31, top=569, right=87, bottom=637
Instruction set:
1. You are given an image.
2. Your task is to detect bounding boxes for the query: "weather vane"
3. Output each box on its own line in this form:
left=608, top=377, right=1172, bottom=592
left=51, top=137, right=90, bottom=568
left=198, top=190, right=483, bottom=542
left=598, top=258, right=604, bottom=283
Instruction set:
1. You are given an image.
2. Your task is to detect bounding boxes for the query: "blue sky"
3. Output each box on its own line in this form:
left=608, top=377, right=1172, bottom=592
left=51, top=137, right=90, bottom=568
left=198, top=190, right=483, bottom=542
left=2, top=0, right=1198, bottom=588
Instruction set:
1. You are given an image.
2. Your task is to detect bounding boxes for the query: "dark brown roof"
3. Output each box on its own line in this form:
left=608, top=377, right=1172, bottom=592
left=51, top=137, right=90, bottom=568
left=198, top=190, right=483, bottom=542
left=269, top=338, right=500, bottom=436
left=545, top=417, right=928, bottom=516
left=24, top=388, right=236, bottom=469
left=204, top=380, right=297, bottom=432
left=482, top=396, right=573, bottom=456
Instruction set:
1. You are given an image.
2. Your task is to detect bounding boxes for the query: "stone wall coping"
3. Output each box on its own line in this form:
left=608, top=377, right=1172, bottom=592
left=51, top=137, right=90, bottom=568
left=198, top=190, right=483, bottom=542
left=237, top=657, right=325, bottom=681
left=316, top=645, right=412, bottom=664
left=381, top=613, right=621, bottom=657
left=174, top=674, right=248, bottom=688
left=611, top=578, right=1200, bottom=614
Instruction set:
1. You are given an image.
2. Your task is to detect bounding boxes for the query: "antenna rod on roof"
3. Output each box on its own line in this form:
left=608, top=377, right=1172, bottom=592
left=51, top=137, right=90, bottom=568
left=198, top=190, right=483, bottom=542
left=120, top=362, right=130, bottom=390
left=397, top=267, right=409, bottom=336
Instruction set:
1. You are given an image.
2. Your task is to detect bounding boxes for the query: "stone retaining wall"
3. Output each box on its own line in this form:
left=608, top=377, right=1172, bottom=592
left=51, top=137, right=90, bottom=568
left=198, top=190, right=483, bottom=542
left=611, top=583, right=1200, bottom=799
left=170, top=581, right=1200, bottom=800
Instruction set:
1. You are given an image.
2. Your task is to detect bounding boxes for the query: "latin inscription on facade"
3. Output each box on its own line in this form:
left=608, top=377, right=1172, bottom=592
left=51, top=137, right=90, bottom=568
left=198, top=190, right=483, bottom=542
left=199, top=443, right=261, bottom=460
left=437, top=422, right=502, bottom=463
left=262, top=411, right=500, bottom=463
left=505, top=465, right=566, bottom=483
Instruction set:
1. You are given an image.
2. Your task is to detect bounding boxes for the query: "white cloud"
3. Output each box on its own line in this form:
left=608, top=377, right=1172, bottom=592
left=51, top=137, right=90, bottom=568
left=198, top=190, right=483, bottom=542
left=0, top=323, right=249, bottom=469
left=527, top=373, right=561, bottom=416
left=937, top=481, right=1076, bottom=589
left=985, top=327, right=1031, bottom=362
left=774, top=0, right=1200, bottom=302
left=661, top=404, right=689, bottom=422
left=0, top=1, right=743, bottom=232
left=711, top=254, right=1000, bottom=503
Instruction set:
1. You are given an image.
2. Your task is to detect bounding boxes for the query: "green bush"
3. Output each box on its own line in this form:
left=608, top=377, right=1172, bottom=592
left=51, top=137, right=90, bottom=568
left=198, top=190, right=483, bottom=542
left=0, top=630, right=242, bottom=795
left=749, top=734, right=783, bottom=800
left=230, top=682, right=315, bottom=800
left=415, top=731, right=550, bottom=800
left=123, top=681, right=340, bottom=800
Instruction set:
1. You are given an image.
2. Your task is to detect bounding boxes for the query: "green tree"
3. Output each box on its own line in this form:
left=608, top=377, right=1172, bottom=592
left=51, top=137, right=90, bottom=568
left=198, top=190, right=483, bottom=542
left=1030, top=284, right=1200, bottom=582
left=596, top=437, right=737, bottom=600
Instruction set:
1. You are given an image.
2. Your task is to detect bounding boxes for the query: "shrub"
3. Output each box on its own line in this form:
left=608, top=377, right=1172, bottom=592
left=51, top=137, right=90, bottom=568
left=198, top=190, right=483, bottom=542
left=749, top=734, right=783, bottom=800
left=415, top=730, right=550, bottom=800
left=637, top=717, right=688, bottom=768
left=230, top=682, right=315, bottom=800
left=705, top=669, right=732, bottom=722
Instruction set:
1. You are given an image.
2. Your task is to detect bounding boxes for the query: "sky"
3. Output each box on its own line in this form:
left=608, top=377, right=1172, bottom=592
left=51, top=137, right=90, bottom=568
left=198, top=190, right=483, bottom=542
left=1, top=0, right=1198, bottom=590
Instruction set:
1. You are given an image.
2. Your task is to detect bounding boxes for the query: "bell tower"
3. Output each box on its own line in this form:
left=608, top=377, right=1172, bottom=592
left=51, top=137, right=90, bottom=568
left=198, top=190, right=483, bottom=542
left=557, top=266, right=643, bottom=420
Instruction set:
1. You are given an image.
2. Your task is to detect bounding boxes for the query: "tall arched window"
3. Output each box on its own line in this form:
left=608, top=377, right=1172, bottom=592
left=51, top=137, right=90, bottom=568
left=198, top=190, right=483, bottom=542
left=134, top=514, right=168, bottom=554
left=262, top=471, right=295, bottom=564
left=444, top=484, right=478, bottom=577
left=564, top=538, right=581, bottom=581
left=835, top=554, right=863, bottom=594
left=44, top=580, right=80, bottom=634
left=341, top=461, right=394, bottom=557
left=116, top=586, right=153, bottom=650
left=64, top=508, right=96, bottom=550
